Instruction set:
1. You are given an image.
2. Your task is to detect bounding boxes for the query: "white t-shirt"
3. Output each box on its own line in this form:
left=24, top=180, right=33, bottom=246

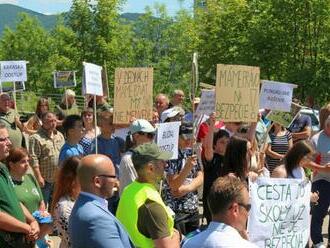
left=183, top=222, right=258, bottom=248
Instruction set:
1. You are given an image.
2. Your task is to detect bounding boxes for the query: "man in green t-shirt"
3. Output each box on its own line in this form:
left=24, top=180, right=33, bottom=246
left=0, top=124, right=40, bottom=247
left=0, top=93, right=24, bottom=148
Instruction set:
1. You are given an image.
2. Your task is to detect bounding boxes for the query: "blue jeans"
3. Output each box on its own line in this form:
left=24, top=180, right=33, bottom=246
left=41, top=181, right=54, bottom=209
left=311, top=180, right=330, bottom=244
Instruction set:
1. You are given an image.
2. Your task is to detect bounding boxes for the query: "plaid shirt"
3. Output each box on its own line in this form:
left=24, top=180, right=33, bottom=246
left=29, top=128, right=64, bottom=183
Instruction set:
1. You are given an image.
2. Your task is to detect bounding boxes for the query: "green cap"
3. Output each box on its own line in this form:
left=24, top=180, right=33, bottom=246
left=132, top=143, right=172, bottom=170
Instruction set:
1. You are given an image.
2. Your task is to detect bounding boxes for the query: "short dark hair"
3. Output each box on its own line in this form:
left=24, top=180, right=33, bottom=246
left=207, top=176, right=246, bottom=216
left=213, top=129, right=230, bottom=148
left=62, top=115, right=81, bottom=136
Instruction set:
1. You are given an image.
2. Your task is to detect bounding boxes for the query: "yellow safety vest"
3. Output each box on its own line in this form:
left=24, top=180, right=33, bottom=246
left=116, top=181, right=174, bottom=248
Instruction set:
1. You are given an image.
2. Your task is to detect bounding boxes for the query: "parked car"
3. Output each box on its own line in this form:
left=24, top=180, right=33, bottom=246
left=300, top=108, right=320, bottom=135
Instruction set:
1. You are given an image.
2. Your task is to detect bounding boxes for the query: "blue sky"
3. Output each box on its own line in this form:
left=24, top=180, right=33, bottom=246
left=0, top=0, right=193, bottom=15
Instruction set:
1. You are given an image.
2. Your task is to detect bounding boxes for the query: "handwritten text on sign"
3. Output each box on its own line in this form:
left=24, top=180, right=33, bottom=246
left=248, top=178, right=310, bottom=248
left=216, top=64, right=260, bottom=122
left=259, top=81, right=295, bottom=112
left=193, top=89, right=215, bottom=121
left=157, top=122, right=181, bottom=160
left=0, top=61, right=27, bottom=82
left=114, top=68, right=153, bottom=124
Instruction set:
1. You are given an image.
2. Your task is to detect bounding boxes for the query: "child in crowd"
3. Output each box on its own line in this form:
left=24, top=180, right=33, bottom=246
left=59, top=115, right=84, bottom=165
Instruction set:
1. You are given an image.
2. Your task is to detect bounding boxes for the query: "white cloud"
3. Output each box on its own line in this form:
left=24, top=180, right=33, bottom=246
left=0, top=0, right=18, bottom=4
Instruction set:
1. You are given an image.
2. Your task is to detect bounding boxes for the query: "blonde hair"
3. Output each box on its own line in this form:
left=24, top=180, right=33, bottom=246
left=62, top=89, right=76, bottom=103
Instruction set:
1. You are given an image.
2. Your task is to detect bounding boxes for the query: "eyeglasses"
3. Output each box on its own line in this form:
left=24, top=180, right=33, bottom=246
left=238, top=203, right=251, bottom=212
left=97, top=174, right=117, bottom=179
left=0, top=136, right=10, bottom=142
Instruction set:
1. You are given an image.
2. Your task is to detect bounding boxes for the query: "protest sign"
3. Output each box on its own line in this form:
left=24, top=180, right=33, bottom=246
left=260, top=80, right=296, bottom=112
left=248, top=177, right=311, bottom=248
left=215, top=64, right=260, bottom=122
left=194, top=89, right=215, bottom=119
left=0, top=81, right=25, bottom=92
left=113, top=67, right=153, bottom=124
left=200, top=82, right=215, bottom=89
left=0, top=61, right=27, bottom=82
left=266, top=103, right=302, bottom=127
left=83, top=62, right=103, bottom=96
left=157, top=121, right=181, bottom=160
left=53, top=71, right=77, bottom=88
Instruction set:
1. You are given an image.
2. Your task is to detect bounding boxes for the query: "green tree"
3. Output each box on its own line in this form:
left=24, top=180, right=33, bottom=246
left=0, top=13, right=55, bottom=92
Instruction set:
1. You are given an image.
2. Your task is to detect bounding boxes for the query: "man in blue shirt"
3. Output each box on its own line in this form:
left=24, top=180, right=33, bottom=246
left=59, top=115, right=84, bottom=165
left=90, top=110, right=125, bottom=213
left=89, top=110, right=125, bottom=175
left=69, top=154, right=133, bottom=248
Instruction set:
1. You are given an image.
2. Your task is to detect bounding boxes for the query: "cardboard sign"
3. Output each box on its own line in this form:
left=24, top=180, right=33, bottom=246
left=260, top=81, right=295, bottom=112
left=248, top=178, right=311, bottom=248
left=53, top=71, right=77, bottom=88
left=157, top=121, right=181, bottom=160
left=113, top=67, right=153, bottom=124
left=83, top=62, right=103, bottom=96
left=0, top=81, right=25, bottom=92
left=0, top=60, right=27, bottom=82
left=215, top=64, right=260, bottom=122
left=266, top=103, right=302, bottom=127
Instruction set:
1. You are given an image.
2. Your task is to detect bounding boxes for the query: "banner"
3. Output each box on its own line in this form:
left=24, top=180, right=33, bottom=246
left=248, top=178, right=311, bottom=248
left=113, top=67, right=153, bottom=124
left=0, top=60, right=27, bottom=82
left=157, top=121, right=181, bottom=160
left=83, top=62, right=103, bottom=96
left=266, top=103, right=302, bottom=127
left=216, top=64, right=260, bottom=122
left=0, top=81, right=25, bottom=92
left=53, top=71, right=77, bottom=88
left=259, top=81, right=295, bottom=112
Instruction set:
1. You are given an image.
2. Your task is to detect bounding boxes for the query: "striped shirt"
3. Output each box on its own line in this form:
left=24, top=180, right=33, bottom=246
left=266, top=131, right=292, bottom=173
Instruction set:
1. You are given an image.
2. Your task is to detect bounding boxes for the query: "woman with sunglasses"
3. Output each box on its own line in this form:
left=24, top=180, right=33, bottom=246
left=79, top=108, right=100, bottom=155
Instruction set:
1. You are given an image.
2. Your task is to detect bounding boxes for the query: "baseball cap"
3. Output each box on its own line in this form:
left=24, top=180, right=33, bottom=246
left=179, top=122, right=194, bottom=139
left=130, top=119, right=156, bottom=134
left=132, top=143, right=173, bottom=170
left=161, top=107, right=185, bottom=122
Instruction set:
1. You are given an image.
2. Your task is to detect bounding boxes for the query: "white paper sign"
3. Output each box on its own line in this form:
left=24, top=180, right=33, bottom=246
left=0, top=61, right=27, bottom=82
left=194, top=89, right=215, bottom=120
left=259, top=81, right=295, bottom=112
left=248, top=178, right=311, bottom=248
left=83, top=62, right=103, bottom=96
left=157, top=122, right=181, bottom=160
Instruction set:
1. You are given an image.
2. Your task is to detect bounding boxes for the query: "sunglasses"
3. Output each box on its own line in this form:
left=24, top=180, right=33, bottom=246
left=0, top=136, right=10, bottom=142
left=97, top=174, right=117, bottom=179
left=238, top=202, right=251, bottom=212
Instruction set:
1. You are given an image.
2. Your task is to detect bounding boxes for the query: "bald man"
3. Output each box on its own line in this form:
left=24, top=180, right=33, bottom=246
left=69, top=154, right=133, bottom=248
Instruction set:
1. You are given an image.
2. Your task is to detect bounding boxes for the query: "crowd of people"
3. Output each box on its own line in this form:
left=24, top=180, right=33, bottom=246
left=0, top=88, right=329, bottom=248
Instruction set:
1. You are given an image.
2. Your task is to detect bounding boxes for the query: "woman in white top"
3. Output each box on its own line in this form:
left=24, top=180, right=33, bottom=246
left=272, top=141, right=319, bottom=202
left=51, top=156, right=80, bottom=248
